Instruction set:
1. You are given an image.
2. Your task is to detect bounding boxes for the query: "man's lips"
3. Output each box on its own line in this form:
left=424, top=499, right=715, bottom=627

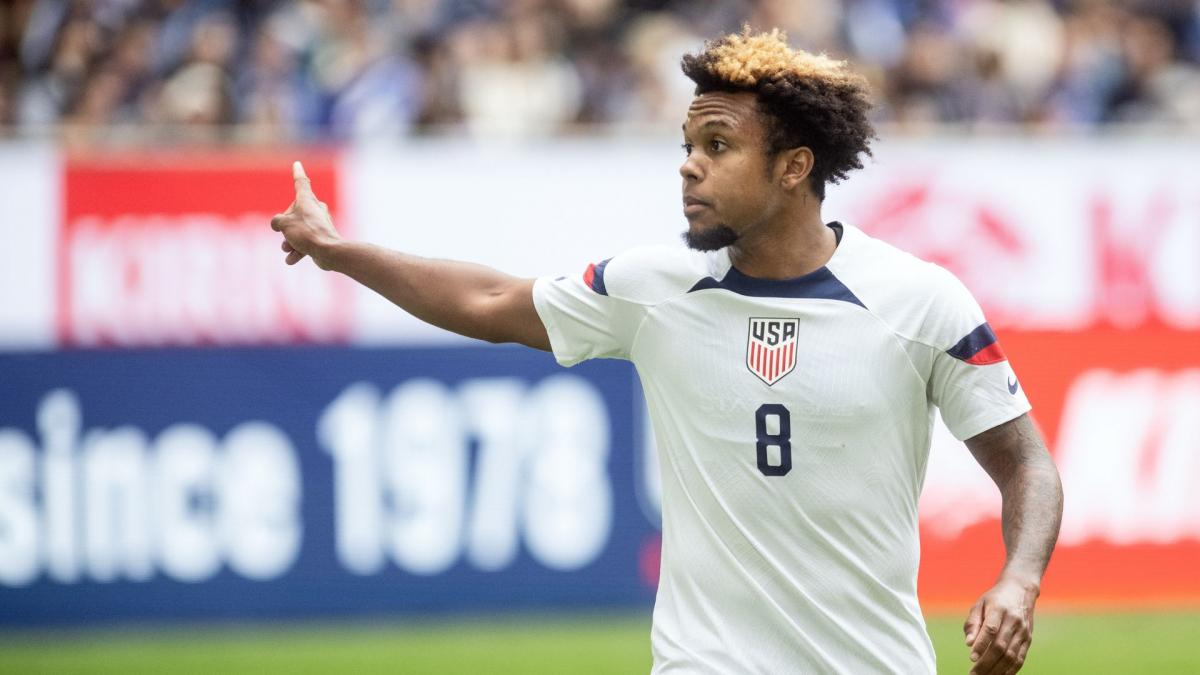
left=683, top=195, right=710, bottom=216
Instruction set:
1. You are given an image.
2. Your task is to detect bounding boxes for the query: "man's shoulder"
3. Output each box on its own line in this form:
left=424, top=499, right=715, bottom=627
left=600, top=244, right=721, bottom=306
left=833, top=225, right=983, bottom=349
left=835, top=225, right=954, bottom=291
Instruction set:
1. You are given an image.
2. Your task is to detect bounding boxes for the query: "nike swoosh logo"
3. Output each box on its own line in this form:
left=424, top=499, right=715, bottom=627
left=1008, top=377, right=1019, bottom=395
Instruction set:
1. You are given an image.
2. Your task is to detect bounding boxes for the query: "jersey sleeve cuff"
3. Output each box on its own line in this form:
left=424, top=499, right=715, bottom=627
left=531, top=276, right=583, bottom=368
left=947, top=401, right=1033, bottom=442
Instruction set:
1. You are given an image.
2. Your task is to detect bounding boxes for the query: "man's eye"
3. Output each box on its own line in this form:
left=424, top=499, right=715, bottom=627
left=709, top=140, right=725, bottom=152
left=681, top=143, right=693, bottom=155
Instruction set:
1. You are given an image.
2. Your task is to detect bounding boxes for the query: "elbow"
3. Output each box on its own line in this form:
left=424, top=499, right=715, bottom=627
left=456, top=279, right=547, bottom=350
left=1038, top=452, right=1064, bottom=496
left=469, top=281, right=545, bottom=348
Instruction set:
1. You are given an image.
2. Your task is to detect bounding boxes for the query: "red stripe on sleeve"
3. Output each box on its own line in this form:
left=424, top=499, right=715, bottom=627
left=965, top=342, right=1008, bottom=365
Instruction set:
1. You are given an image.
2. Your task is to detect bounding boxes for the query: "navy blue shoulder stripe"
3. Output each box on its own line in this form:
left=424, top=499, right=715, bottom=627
left=946, top=322, right=1007, bottom=365
left=687, top=265, right=865, bottom=308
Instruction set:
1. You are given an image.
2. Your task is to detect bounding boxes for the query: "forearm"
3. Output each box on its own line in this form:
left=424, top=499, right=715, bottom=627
left=996, top=453, right=1064, bottom=587
left=962, top=415, right=1061, bottom=673
left=966, top=414, right=1064, bottom=589
left=324, top=240, right=529, bottom=344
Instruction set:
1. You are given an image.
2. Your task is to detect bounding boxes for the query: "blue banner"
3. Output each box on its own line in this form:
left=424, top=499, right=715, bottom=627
left=0, top=346, right=661, bottom=625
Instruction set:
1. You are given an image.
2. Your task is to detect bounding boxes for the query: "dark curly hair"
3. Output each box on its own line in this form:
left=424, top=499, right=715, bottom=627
left=681, top=28, right=875, bottom=200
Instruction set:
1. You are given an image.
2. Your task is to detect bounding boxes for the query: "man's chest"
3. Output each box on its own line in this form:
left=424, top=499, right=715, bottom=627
left=631, top=297, right=926, bottom=443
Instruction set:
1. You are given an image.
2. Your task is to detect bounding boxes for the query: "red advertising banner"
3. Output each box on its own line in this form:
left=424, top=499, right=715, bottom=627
left=919, top=327, right=1200, bottom=610
left=59, top=151, right=352, bottom=346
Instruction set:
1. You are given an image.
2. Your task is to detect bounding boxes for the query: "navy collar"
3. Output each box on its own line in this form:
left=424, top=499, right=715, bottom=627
left=686, top=222, right=864, bottom=307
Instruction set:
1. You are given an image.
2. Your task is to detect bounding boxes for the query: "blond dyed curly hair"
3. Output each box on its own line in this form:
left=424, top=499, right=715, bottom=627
left=681, top=28, right=875, bottom=199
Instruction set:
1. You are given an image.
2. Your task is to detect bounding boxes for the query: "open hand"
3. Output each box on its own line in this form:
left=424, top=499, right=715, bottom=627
left=270, top=161, right=341, bottom=269
left=963, top=576, right=1039, bottom=674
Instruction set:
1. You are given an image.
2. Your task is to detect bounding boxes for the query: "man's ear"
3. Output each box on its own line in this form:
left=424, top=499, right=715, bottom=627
left=778, top=147, right=814, bottom=191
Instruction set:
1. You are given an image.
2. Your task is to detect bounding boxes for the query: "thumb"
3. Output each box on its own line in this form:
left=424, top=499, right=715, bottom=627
left=293, top=160, right=312, bottom=196
left=963, top=599, right=985, bottom=645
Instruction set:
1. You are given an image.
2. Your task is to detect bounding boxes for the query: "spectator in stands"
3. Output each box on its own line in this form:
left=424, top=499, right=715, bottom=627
left=2, top=0, right=1198, bottom=141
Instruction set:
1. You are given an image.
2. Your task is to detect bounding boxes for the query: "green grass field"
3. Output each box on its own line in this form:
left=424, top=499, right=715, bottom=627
left=1, top=611, right=1197, bottom=674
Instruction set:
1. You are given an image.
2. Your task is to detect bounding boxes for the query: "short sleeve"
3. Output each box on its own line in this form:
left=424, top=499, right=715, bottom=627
left=926, top=274, right=1031, bottom=441
left=531, top=257, right=649, bottom=367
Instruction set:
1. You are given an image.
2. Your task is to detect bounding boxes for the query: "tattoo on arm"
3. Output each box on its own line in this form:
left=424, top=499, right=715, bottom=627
left=965, top=413, right=1064, bottom=583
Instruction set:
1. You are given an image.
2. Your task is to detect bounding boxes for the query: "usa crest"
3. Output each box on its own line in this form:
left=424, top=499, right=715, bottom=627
left=746, top=317, right=799, bottom=386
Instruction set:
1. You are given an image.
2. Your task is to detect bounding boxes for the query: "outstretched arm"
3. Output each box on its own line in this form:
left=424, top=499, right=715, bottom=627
left=271, top=162, right=550, bottom=350
left=961, top=412, right=1063, bottom=675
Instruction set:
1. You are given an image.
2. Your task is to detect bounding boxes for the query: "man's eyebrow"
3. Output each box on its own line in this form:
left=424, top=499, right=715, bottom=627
left=682, top=117, right=738, bottom=135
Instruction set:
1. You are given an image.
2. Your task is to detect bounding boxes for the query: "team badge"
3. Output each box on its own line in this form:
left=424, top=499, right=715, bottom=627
left=746, top=317, right=799, bottom=386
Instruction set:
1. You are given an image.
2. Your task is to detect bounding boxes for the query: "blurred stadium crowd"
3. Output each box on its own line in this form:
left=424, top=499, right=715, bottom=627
left=0, top=0, right=1198, bottom=142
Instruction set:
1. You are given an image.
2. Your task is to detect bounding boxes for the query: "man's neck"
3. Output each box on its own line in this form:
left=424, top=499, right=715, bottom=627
left=728, top=209, right=837, bottom=280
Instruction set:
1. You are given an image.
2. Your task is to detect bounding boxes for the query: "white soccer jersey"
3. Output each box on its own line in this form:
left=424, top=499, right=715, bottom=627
left=532, top=222, right=1031, bottom=674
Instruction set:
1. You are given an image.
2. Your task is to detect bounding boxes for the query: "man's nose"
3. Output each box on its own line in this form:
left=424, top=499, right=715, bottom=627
left=679, top=155, right=701, bottom=182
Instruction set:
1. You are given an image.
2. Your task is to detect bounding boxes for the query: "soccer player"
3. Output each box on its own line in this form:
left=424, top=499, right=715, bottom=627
left=271, top=28, right=1063, bottom=675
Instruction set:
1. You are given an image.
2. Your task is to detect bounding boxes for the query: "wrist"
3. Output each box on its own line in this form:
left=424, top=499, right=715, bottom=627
left=313, top=236, right=348, bottom=271
left=998, top=568, right=1043, bottom=595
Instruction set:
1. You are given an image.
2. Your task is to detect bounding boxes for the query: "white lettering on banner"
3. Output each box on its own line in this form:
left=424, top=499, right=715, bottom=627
left=0, top=431, right=38, bottom=586
left=65, top=214, right=349, bottom=346
left=219, top=423, right=303, bottom=580
left=381, top=379, right=468, bottom=576
left=318, top=383, right=385, bottom=575
left=460, top=379, right=527, bottom=571
left=1057, top=369, right=1200, bottom=545
left=0, top=390, right=303, bottom=587
left=40, top=390, right=81, bottom=582
left=154, top=425, right=221, bottom=582
left=82, top=426, right=154, bottom=582
left=520, top=377, right=612, bottom=570
left=320, top=374, right=612, bottom=575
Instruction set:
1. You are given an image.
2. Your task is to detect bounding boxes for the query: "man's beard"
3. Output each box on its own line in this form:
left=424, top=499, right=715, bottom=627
left=682, top=223, right=739, bottom=251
